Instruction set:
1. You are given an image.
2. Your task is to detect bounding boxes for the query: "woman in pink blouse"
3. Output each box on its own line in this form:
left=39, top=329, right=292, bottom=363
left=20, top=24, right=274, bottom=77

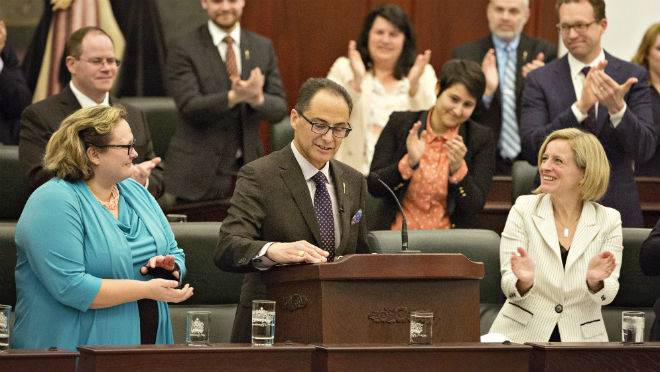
left=367, top=59, right=496, bottom=230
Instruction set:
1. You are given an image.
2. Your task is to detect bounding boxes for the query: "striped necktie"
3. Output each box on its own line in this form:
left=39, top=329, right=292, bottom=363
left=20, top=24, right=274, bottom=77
left=498, top=44, right=521, bottom=160
left=223, top=36, right=239, bottom=81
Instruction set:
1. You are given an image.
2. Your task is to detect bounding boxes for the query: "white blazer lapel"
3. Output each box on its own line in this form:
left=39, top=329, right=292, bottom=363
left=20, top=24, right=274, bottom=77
left=566, top=201, right=599, bottom=270
left=532, top=194, right=562, bottom=262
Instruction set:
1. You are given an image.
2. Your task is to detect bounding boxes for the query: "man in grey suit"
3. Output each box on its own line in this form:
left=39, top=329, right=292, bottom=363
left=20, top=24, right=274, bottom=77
left=215, top=78, right=368, bottom=343
left=164, top=0, right=287, bottom=203
left=20, top=26, right=164, bottom=197
left=452, top=0, right=556, bottom=174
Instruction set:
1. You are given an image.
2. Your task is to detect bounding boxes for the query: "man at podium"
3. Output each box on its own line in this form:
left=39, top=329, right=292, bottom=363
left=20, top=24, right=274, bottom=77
left=215, top=78, right=369, bottom=343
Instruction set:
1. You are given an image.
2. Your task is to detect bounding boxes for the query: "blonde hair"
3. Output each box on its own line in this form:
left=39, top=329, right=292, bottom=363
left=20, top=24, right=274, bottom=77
left=632, top=22, right=660, bottom=71
left=534, top=128, right=610, bottom=201
left=44, top=105, right=127, bottom=181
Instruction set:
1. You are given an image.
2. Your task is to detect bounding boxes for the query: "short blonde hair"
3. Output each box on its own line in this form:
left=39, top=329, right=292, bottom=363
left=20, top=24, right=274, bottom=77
left=44, top=105, right=127, bottom=181
left=534, top=128, right=610, bottom=201
left=632, top=22, right=660, bottom=71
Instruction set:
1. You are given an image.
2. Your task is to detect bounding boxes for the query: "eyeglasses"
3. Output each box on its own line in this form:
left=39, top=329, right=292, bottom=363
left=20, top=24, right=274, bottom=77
left=89, top=140, right=135, bottom=155
left=299, top=112, right=352, bottom=138
left=556, top=21, right=597, bottom=35
left=77, top=57, right=121, bottom=67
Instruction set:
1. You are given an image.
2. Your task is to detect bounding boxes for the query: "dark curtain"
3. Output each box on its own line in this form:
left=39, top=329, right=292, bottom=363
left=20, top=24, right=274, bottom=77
left=111, top=0, right=167, bottom=97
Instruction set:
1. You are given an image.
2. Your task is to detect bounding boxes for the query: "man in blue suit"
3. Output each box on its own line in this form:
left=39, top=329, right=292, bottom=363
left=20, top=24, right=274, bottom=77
left=520, top=0, right=655, bottom=227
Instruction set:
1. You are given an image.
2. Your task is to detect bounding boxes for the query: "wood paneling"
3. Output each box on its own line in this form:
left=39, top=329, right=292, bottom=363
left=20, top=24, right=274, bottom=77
left=240, top=0, right=559, bottom=108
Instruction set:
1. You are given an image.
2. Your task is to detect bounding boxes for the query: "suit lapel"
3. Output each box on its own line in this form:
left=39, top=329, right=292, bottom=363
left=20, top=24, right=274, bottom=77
left=531, top=194, right=562, bottom=262
left=565, top=202, right=599, bottom=271
left=239, top=30, right=252, bottom=80
left=515, top=35, right=533, bottom=96
left=552, top=57, right=579, bottom=111
left=279, top=146, right=323, bottom=246
left=330, top=161, right=351, bottom=254
left=200, top=26, right=232, bottom=89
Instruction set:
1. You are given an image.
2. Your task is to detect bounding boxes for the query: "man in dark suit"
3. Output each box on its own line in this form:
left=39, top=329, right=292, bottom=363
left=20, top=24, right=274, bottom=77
left=164, top=0, right=287, bottom=203
left=215, top=78, right=368, bottom=343
left=20, top=26, right=164, bottom=198
left=452, top=0, right=556, bottom=175
left=0, top=20, right=31, bottom=145
left=520, top=0, right=654, bottom=227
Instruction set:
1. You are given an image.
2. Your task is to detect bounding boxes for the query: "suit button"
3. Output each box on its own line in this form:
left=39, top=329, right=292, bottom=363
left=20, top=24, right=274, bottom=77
left=555, top=304, right=563, bottom=313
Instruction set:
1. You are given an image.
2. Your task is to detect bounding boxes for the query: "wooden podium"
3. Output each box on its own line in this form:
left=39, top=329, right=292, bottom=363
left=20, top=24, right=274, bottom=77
left=262, top=253, right=484, bottom=345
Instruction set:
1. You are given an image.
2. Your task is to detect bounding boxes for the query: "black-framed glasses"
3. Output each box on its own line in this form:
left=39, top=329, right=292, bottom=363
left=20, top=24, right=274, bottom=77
left=299, top=112, right=352, bottom=138
left=77, top=57, right=121, bottom=67
left=88, top=140, right=135, bottom=155
left=556, top=21, right=597, bottom=35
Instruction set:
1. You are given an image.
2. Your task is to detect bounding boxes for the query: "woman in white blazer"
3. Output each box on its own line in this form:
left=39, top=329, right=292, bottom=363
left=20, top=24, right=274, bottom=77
left=489, top=128, right=623, bottom=343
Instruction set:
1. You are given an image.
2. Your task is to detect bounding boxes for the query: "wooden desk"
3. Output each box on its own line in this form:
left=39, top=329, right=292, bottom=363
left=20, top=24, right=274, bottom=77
left=0, top=349, right=78, bottom=372
left=528, top=342, right=660, bottom=372
left=313, top=343, right=531, bottom=372
left=77, top=343, right=314, bottom=372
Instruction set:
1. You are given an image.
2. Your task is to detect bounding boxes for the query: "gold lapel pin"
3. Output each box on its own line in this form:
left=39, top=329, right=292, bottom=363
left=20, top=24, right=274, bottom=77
left=245, top=50, right=250, bottom=61
left=522, top=50, right=528, bottom=62
left=343, top=182, right=346, bottom=194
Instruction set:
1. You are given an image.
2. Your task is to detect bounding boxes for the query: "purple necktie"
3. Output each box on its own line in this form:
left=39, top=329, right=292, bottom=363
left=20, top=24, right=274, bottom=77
left=581, top=66, right=597, bottom=132
left=311, top=172, right=335, bottom=258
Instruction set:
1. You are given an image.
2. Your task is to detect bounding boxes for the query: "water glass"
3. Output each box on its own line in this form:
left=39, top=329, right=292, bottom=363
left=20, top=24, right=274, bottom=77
left=251, top=300, right=276, bottom=346
left=622, top=311, right=644, bottom=343
left=409, top=310, right=433, bottom=345
left=0, top=304, right=11, bottom=351
left=186, top=311, right=211, bottom=346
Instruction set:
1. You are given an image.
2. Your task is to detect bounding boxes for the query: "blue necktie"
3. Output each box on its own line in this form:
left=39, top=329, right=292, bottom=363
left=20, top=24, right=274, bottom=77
left=498, top=45, right=521, bottom=160
left=311, top=172, right=335, bottom=258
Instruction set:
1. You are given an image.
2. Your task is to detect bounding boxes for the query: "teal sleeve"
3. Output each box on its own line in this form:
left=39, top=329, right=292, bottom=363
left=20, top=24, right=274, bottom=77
left=15, top=183, right=102, bottom=311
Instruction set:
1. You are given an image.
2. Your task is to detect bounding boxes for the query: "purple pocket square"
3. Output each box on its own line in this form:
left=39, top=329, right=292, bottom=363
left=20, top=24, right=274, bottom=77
left=351, top=209, right=363, bottom=225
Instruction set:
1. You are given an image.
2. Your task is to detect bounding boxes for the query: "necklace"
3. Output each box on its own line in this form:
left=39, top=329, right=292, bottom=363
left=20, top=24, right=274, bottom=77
left=93, top=184, right=119, bottom=212
left=556, top=214, right=580, bottom=239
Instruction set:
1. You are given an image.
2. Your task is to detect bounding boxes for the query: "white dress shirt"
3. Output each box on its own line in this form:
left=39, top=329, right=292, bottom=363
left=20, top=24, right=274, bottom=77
left=69, top=81, right=110, bottom=107
left=207, top=20, right=242, bottom=76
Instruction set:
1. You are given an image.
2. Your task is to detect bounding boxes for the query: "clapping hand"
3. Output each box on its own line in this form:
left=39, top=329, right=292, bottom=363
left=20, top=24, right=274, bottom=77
left=586, top=251, right=616, bottom=291
left=0, top=21, right=6, bottom=52
left=347, top=40, right=366, bottom=92
left=445, top=135, right=467, bottom=175
left=481, top=49, right=499, bottom=97
left=522, top=52, right=546, bottom=78
left=407, top=49, right=431, bottom=96
left=590, top=67, right=637, bottom=115
left=232, top=67, right=265, bottom=107
left=511, top=247, right=535, bottom=294
left=405, top=121, right=426, bottom=168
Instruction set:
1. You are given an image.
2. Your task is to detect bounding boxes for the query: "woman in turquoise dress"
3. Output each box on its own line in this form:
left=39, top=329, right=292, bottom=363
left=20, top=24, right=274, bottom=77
left=12, top=105, right=194, bottom=350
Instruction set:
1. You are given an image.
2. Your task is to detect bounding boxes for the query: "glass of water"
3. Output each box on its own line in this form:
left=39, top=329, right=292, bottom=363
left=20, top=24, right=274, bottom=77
left=0, top=304, right=11, bottom=351
left=622, top=311, right=645, bottom=343
left=186, top=311, right=211, bottom=346
left=409, top=310, right=433, bottom=345
left=251, top=300, right=276, bottom=346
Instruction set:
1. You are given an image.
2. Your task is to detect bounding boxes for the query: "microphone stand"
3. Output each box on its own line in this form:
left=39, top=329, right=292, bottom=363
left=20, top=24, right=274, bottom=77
left=375, top=177, right=419, bottom=253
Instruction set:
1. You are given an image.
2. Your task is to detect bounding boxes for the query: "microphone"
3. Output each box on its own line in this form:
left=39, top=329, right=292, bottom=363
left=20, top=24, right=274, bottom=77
left=372, top=175, right=411, bottom=252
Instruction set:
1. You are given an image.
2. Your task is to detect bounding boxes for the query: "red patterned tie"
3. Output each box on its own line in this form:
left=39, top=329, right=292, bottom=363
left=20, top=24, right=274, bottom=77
left=223, top=36, right=239, bottom=81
